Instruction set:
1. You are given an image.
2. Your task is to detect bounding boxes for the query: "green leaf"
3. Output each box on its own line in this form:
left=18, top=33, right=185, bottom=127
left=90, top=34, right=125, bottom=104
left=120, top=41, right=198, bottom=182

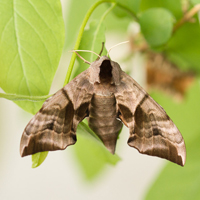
left=32, top=151, right=48, bottom=168
left=0, top=0, right=65, bottom=114
left=166, top=22, right=200, bottom=73
left=140, top=0, right=183, bottom=19
left=74, top=122, right=121, bottom=180
left=145, top=80, right=200, bottom=199
left=139, top=8, right=175, bottom=47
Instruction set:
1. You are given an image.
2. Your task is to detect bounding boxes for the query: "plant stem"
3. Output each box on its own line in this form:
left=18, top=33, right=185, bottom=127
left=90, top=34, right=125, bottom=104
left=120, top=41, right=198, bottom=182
left=63, top=1, right=106, bottom=85
left=173, top=4, right=200, bottom=32
left=63, top=0, right=136, bottom=85
left=89, top=3, right=116, bottom=62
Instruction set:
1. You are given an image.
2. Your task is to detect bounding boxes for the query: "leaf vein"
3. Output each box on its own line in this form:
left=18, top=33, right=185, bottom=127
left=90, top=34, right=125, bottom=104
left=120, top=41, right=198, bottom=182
left=14, top=10, right=53, bottom=71
left=20, top=46, right=48, bottom=90
left=28, top=0, right=59, bottom=53
left=0, top=17, right=13, bottom=44
left=13, top=0, right=31, bottom=95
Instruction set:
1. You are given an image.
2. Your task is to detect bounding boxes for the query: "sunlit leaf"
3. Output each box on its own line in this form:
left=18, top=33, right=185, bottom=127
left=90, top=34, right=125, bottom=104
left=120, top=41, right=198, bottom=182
left=0, top=0, right=65, bottom=114
left=32, top=151, right=48, bottom=168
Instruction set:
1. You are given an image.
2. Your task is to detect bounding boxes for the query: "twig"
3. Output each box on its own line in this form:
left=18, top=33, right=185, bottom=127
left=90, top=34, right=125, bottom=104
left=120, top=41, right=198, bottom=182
left=173, top=4, right=200, bottom=32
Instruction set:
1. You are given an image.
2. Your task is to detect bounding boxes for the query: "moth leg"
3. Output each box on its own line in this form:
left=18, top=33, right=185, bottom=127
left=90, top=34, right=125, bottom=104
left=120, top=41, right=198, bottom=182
left=118, top=112, right=128, bottom=127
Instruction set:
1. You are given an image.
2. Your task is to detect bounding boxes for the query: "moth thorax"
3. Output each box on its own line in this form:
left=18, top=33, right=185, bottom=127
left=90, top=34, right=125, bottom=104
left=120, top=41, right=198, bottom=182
left=99, top=60, right=112, bottom=83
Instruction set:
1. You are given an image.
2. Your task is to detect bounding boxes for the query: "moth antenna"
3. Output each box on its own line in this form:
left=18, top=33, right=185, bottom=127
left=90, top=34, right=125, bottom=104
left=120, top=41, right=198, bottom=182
left=98, top=42, right=105, bottom=57
left=74, top=50, right=101, bottom=58
left=70, top=50, right=92, bottom=65
left=107, top=41, right=129, bottom=56
left=72, top=49, right=101, bottom=59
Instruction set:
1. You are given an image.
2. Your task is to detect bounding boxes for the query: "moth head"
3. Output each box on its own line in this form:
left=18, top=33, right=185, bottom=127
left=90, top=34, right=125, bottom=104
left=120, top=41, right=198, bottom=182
left=89, top=56, right=121, bottom=85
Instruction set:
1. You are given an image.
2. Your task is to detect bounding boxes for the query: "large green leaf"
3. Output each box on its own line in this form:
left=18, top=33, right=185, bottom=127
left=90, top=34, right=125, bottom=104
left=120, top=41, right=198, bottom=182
left=0, top=0, right=65, bottom=114
left=74, top=122, right=121, bottom=180
left=140, top=0, right=183, bottom=19
left=139, top=8, right=175, bottom=47
left=145, top=80, right=200, bottom=199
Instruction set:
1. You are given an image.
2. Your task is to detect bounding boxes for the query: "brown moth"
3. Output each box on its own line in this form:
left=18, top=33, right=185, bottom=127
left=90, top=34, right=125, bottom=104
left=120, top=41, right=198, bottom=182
left=20, top=56, right=186, bottom=166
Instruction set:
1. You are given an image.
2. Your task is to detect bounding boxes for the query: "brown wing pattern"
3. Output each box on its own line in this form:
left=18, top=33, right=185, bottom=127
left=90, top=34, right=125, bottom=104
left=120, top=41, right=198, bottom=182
left=115, top=72, right=186, bottom=166
left=20, top=71, right=94, bottom=157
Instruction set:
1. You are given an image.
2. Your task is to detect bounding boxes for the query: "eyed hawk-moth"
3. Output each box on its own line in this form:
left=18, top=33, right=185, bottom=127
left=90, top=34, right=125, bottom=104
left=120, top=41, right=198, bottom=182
left=20, top=56, right=186, bottom=166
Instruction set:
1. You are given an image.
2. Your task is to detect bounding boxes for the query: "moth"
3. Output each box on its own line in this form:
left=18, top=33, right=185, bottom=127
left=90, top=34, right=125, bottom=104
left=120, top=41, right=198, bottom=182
left=20, top=55, right=186, bottom=166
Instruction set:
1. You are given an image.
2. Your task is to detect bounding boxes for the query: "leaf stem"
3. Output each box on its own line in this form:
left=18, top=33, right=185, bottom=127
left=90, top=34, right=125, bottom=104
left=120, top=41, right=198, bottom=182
left=63, top=0, right=137, bottom=85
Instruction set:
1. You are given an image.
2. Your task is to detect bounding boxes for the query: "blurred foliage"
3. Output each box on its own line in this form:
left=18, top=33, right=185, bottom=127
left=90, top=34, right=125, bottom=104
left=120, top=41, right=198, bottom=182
left=145, top=80, right=200, bottom=199
left=139, top=8, right=175, bottom=47
left=0, top=0, right=200, bottom=197
left=166, top=22, right=200, bottom=72
left=64, top=0, right=132, bottom=49
left=75, top=122, right=120, bottom=180
left=191, top=0, right=200, bottom=5
left=140, top=0, right=183, bottom=19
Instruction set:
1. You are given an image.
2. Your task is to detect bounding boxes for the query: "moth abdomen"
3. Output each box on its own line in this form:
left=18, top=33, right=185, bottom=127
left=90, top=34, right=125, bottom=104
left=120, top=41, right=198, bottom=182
left=88, top=94, right=122, bottom=154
